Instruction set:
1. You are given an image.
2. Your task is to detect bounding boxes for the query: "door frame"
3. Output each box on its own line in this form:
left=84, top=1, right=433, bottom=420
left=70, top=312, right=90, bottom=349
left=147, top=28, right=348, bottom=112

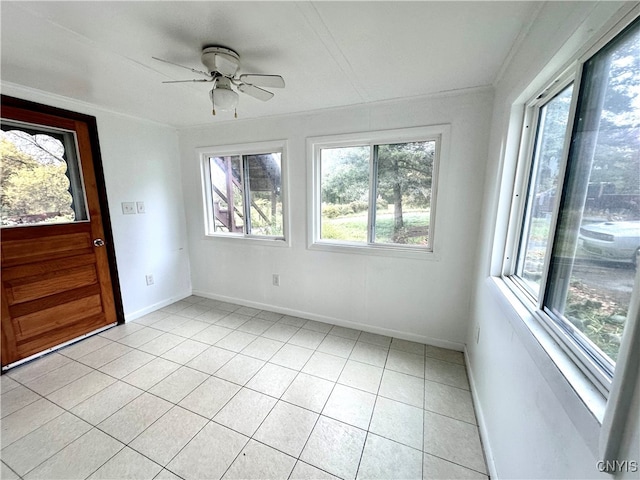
left=1, top=95, right=125, bottom=330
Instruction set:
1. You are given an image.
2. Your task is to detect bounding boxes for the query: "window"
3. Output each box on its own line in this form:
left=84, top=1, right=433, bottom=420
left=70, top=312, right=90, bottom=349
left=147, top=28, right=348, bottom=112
left=310, top=126, right=445, bottom=254
left=506, top=19, right=639, bottom=393
left=1, top=121, right=88, bottom=226
left=200, top=141, right=286, bottom=241
left=515, top=84, right=574, bottom=297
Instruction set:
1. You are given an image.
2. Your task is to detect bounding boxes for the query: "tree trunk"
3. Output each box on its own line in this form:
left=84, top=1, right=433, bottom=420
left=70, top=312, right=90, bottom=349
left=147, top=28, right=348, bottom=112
left=392, top=159, right=403, bottom=239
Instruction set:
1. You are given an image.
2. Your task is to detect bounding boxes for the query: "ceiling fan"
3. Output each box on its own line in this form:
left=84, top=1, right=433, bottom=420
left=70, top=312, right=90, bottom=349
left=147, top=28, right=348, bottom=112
left=153, top=46, right=285, bottom=117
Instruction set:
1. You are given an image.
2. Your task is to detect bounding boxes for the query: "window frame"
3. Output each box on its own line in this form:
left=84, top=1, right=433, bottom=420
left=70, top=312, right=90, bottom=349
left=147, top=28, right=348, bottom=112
left=1, top=119, right=90, bottom=226
left=308, top=125, right=448, bottom=259
left=502, top=15, right=640, bottom=398
left=493, top=10, right=640, bottom=465
left=505, top=76, right=576, bottom=303
left=198, top=140, right=289, bottom=245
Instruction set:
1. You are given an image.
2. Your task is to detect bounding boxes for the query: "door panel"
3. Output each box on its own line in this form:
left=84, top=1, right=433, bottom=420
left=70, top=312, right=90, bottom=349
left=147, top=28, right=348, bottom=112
left=2, top=228, right=94, bottom=266
left=1, top=99, right=120, bottom=367
left=5, top=263, right=97, bottom=304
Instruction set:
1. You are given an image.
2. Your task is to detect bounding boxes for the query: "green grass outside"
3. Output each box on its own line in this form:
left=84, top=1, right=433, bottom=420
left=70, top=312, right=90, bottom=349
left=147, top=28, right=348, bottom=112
left=528, top=217, right=552, bottom=243
left=322, top=210, right=429, bottom=244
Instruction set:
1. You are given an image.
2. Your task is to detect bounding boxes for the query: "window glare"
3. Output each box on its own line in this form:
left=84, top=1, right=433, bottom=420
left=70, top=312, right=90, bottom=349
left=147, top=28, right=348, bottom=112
left=546, top=23, right=640, bottom=366
left=507, top=19, right=640, bottom=389
left=516, top=85, right=574, bottom=296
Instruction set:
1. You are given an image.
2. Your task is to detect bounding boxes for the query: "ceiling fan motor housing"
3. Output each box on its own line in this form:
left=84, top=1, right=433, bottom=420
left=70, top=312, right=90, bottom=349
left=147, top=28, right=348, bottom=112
left=201, top=46, right=240, bottom=76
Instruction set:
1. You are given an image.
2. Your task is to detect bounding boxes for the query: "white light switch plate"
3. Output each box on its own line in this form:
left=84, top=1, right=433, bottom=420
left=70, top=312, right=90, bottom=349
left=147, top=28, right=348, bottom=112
left=122, top=202, right=136, bottom=215
left=136, top=201, right=146, bottom=214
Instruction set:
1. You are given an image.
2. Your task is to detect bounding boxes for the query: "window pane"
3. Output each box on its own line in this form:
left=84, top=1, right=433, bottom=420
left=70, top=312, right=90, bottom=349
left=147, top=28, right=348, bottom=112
left=209, top=155, right=244, bottom=233
left=546, top=22, right=639, bottom=366
left=320, top=146, right=370, bottom=242
left=516, top=85, right=574, bottom=295
left=245, top=153, right=283, bottom=237
left=1, top=126, right=87, bottom=226
left=374, top=141, right=435, bottom=246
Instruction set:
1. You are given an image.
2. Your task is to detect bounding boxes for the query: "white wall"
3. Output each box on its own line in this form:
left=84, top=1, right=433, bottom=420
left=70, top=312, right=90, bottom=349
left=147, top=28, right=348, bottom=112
left=1, top=84, right=192, bottom=319
left=466, top=2, right=639, bottom=479
left=178, top=88, right=493, bottom=348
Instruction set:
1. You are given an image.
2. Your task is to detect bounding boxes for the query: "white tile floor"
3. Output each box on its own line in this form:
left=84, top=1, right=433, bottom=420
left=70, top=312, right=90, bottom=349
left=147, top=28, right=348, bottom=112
left=1, top=297, right=489, bottom=480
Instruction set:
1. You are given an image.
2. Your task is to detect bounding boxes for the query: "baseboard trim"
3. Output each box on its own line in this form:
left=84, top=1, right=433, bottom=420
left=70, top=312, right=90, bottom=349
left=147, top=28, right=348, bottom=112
left=124, top=291, right=193, bottom=322
left=192, top=289, right=465, bottom=352
left=465, top=345, right=498, bottom=479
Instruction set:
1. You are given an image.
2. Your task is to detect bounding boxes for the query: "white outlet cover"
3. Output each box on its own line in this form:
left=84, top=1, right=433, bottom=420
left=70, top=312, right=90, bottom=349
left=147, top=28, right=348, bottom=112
left=136, top=201, right=146, bottom=214
left=122, top=202, right=136, bottom=215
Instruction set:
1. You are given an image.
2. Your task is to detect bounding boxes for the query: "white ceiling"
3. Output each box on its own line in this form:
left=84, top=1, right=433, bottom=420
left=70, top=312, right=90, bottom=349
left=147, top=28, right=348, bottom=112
left=1, top=1, right=538, bottom=128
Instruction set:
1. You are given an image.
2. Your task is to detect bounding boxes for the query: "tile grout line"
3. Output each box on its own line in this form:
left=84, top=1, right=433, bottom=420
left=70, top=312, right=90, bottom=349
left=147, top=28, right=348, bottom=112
left=287, top=340, right=356, bottom=478
left=162, top=301, right=480, bottom=474
left=353, top=342, right=391, bottom=479
left=0, top=460, right=22, bottom=480
left=423, top=352, right=427, bottom=480
left=3, top=299, right=481, bottom=479
left=424, top=450, right=490, bottom=476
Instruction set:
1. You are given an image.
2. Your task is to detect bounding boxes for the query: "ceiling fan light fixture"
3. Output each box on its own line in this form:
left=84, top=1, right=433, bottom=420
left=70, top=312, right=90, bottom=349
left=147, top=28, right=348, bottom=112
left=210, top=77, right=239, bottom=112
left=154, top=45, right=284, bottom=116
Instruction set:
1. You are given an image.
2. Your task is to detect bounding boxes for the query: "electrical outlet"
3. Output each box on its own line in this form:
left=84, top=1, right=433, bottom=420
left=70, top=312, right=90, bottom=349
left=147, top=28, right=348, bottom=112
left=136, top=201, right=146, bottom=214
left=272, top=274, right=280, bottom=287
left=145, top=274, right=154, bottom=286
left=122, top=202, right=136, bottom=215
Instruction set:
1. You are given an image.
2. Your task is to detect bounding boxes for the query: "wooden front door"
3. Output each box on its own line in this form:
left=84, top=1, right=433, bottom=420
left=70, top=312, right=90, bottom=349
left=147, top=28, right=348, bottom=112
left=1, top=97, right=122, bottom=368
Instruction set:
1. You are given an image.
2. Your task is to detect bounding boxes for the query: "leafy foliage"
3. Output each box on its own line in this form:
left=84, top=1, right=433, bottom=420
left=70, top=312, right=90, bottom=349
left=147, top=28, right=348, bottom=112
left=589, top=30, right=640, bottom=201
left=321, top=146, right=369, bottom=205
left=1, top=133, right=74, bottom=224
left=320, top=141, right=434, bottom=243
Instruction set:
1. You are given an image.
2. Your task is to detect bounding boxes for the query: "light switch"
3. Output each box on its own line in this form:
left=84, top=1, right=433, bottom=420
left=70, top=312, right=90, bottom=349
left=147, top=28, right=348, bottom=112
left=122, top=202, right=136, bottom=215
left=136, top=201, right=146, bottom=214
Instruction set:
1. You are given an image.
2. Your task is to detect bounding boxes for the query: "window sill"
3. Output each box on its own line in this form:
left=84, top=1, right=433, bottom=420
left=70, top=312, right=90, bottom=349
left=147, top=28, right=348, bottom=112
left=203, top=233, right=290, bottom=248
left=488, top=275, right=606, bottom=456
left=309, top=240, right=439, bottom=260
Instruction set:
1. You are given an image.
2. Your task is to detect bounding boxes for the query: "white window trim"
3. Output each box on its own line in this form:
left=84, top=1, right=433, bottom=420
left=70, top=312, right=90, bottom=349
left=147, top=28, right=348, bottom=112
left=503, top=68, right=619, bottom=395
left=307, top=125, right=449, bottom=260
left=494, top=6, right=640, bottom=461
left=197, top=139, right=290, bottom=246
left=502, top=71, right=577, bottom=301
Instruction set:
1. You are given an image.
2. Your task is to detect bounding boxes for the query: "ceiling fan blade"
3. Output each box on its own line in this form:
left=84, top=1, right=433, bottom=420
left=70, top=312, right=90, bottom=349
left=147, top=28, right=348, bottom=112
left=162, top=79, right=213, bottom=83
left=237, top=83, right=275, bottom=101
left=239, top=74, right=285, bottom=88
left=152, top=56, right=211, bottom=78
left=215, top=55, right=240, bottom=77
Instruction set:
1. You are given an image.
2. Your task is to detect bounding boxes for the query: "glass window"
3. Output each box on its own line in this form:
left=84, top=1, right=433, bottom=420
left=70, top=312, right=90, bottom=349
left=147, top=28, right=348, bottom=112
left=210, top=155, right=244, bottom=234
left=516, top=85, right=574, bottom=296
left=508, top=18, right=639, bottom=388
left=203, top=144, right=285, bottom=240
left=320, top=146, right=370, bottom=242
left=545, top=21, right=639, bottom=371
left=374, top=142, right=435, bottom=246
left=245, top=153, right=283, bottom=237
left=315, top=131, right=441, bottom=251
left=1, top=123, right=88, bottom=226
